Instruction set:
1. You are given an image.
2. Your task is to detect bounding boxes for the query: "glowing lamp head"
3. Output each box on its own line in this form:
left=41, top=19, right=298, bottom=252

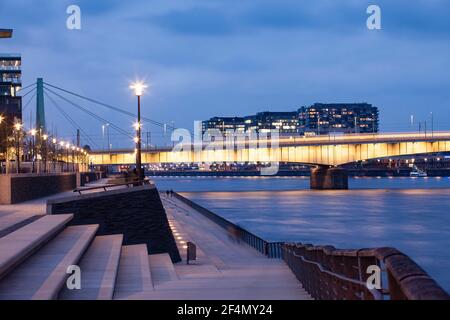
left=133, top=137, right=139, bottom=143
left=133, top=122, right=141, bottom=130
left=0, top=115, right=4, bottom=124
left=14, top=122, right=22, bottom=131
left=66, top=143, right=71, bottom=149
left=52, top=138, right=57, bottom=144
left=42, top=134, right=48, bottom=141
left=130, top=81, right=148, bottom=96
left=30, top=129, right=37, bottom=136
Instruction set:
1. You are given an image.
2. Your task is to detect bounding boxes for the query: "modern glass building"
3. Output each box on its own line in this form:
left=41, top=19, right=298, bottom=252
left=298, top=103, right=379, bottom=135
left=0, top=29, right=13, bottom=38
left=202, top=103, right=379, bottom=136
left=202, top=117, right=247, bottom=137
left=0, top=53, right=22, bottom=156
left=244, top=112, right=299, bottom=134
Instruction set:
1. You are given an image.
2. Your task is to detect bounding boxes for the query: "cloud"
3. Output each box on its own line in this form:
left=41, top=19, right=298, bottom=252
left=2, top=0, right=450, bottom=146
left=151, top=7, right=234, bottom=36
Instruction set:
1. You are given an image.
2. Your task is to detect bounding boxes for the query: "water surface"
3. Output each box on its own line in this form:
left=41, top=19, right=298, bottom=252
left=153, top=176, right=450, bottom=293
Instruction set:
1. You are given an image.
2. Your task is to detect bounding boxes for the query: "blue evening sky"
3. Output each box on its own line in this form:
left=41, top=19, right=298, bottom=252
left=1, top=0, right=449, bottom=147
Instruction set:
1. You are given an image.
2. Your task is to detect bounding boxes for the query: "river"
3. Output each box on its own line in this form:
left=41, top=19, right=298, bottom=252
left=152, top=176, right=450, bottom=293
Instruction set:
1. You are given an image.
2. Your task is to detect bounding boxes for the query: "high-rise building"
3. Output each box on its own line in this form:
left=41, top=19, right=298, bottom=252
left=0, top=29, right=13, bottom=39
left=298, top=103, right=379, bottom=135
left=202, top=103, right=379, bottom=137
left=244, top=112, right=299, bottom=134
left=202, top=112, right=299, bottom=135
left=202, top=117, right=246, bottom=137
left=1, top=29, right=22, bottom=157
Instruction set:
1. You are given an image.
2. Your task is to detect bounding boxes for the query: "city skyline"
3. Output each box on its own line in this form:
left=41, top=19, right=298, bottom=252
left=1, top=0, right=450, bottom=147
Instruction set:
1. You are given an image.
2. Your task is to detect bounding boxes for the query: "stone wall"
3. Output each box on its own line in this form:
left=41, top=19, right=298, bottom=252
left=47, top=185, right=181, bottom=263
left=0, top=173, right=77, bottom=204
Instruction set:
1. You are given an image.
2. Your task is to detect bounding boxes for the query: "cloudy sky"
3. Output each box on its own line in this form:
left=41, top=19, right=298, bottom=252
left=1, top=0, right=450, bottom=147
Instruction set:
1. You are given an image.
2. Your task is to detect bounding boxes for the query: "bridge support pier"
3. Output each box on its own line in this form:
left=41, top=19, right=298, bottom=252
left=310, top=166, right=348, bottom=190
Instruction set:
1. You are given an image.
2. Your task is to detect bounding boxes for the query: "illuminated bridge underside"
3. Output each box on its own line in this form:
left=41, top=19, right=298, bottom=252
left=91, top=137, right=450, bottom=167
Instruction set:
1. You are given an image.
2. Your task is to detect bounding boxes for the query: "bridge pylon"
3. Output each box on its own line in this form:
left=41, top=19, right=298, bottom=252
left=310, top=166, right=348, bottom=190
left=36, top=78, right=46, bottom=133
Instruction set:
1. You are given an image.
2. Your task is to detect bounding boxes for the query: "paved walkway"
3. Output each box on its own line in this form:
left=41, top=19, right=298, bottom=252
left=0, top=179, right=111, bottom=232
left=132, top=194, right=311, bottom=300
left=0, top=182, right=311, bottom=300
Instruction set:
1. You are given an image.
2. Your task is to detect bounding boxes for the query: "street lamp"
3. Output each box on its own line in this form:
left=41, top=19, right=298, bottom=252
left=30, top=129, right=37, bottom=173
left=430, top=112, right=434, bottom=138
left=0, top=115, right=4, bottom=163
left=42, top=134, right=48, bottom=173
left=71, top=145, right=76, bottom=172
left=65, top=143, right=71, bottom=172
left=13, top=122, right=22, bottom=173
left=130, top=81, right=148, bottom=180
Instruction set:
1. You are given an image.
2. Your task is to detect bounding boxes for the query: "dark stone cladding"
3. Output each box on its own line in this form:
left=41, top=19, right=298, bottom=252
left=47, top=186, right=181, bottom=263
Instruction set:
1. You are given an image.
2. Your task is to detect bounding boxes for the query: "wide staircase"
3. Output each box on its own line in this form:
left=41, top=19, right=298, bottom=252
left=0, top=213, right=177, bottom=300
left=0, top=202, right=311, bottom=300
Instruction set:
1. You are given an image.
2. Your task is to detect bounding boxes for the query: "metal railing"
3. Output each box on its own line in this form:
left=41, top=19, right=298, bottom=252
left=73, top=179, right=152, bottom=194
left=282, top=243, right=449, bottom=300
left=173, top=192, right=283, bottom=258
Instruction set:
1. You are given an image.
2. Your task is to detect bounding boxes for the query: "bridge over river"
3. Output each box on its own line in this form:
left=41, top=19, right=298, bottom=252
left=89, top=131, right=450, bottom=189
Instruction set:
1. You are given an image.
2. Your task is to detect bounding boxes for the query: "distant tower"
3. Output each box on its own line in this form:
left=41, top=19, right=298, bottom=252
left=36, top=78, right=46, bottom=132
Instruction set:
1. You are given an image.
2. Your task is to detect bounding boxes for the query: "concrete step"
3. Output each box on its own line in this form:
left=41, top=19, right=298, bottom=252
left=148, top=253, right=178, bottom=285
left=0, top=214, right=44, bottom=238
left=113, top=244, right=153, bottom=299
left=0, top=224, right=98, bottom=300
left=0, top=214, right=73, bottom=280
left=59, top=234, right=123, bottom=300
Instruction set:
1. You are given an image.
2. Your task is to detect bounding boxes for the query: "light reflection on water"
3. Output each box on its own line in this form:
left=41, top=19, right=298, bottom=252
left=153, top=176, right=450, bottom=293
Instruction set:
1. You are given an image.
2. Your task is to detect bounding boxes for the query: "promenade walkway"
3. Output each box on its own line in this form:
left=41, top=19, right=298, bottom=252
left=124, top=194, right=311, bottom=300
left=0, top=181, right=311, bottom=300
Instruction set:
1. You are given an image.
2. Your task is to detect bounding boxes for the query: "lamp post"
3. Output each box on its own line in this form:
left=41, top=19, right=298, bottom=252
left=42, top=134, right=48, bottom=173
left=59, top=141, right=65, bottom=172
left=52, top=138, right=57, bottom=172
left=0, top=115, right=4, bottom=163
left=130, top=81, right=147, bottom=180
left=65, top=142, right=70, bottom=172
left=0, top=115, right=3, bottom=173
left=30, top=129, right=37, bottom=173
left=14, top=122, right=22, bottom=173
left=71, top=145, right=76, bottom=172
left=430, top=112, right=434, bottom=138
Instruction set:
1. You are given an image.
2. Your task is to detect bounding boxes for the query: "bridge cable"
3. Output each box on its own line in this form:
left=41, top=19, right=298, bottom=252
left=19, top=85, right=36, bottom=99
left=21, top=91, right=36, bottom=112
left=44, top=91, right=101, bottom=149
left=16, top=82, right=37, bottom=94
left=44, top=87, right=134, bottom=140
left=43, top=82, right=175, bottom=130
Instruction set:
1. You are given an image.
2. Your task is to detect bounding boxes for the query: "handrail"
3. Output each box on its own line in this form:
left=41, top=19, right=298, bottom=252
left=73, top=179, right=151, bottom=194
left=282, top=243, right=449, bottom=300
left=173, top=192, right=283, bottom=258
left=172, top=192, right=449, bottom=300
left=286, top=247, right=383, bottom=300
